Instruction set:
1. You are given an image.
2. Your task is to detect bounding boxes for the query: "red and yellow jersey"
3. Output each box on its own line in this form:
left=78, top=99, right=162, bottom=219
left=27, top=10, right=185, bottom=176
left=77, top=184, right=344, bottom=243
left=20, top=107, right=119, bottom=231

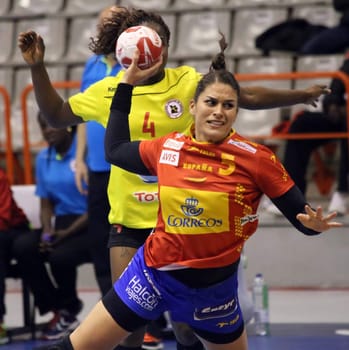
left=69, top=66, right=201, bottom=228
left=140, top=130, right=294, bottom=270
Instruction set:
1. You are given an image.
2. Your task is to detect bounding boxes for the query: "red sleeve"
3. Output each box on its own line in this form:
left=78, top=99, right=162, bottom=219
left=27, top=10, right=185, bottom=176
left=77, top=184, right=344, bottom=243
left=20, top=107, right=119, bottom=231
left=0, top=171, right=12, bottom=230
left=139, top=134, right=171, bottom=175
left=0, top=170, right=29, bottom=231
left=255, top=146, right=295, bottom=199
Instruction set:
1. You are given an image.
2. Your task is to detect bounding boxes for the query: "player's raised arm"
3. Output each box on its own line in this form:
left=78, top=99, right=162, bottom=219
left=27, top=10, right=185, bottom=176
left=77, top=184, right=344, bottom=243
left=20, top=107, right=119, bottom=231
left=18, top=31, right=82, bottom=127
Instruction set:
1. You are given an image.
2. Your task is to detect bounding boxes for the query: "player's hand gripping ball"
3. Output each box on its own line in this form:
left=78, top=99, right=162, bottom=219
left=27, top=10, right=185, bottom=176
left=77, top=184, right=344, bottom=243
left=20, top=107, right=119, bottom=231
left=116, top=25, right=162, bottom=70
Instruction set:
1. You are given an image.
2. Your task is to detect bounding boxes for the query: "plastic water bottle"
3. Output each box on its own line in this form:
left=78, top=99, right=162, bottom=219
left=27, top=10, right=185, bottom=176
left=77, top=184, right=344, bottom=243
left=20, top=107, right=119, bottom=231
left=252, top=273, right=270, bottom=336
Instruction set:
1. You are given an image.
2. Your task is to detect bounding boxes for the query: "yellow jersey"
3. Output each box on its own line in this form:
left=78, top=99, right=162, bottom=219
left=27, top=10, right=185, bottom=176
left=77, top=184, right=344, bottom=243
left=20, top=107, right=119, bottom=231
left=69, top=66, right=202, bottom=227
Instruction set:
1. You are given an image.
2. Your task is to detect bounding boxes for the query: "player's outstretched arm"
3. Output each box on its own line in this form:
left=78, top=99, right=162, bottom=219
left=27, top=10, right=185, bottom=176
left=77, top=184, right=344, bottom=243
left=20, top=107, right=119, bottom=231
left=239, top=84, right=331, bottom=110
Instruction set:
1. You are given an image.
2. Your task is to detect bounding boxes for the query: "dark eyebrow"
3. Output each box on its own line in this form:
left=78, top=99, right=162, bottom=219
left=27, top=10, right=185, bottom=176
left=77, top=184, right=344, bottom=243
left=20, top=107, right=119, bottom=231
left=206, top=95, right=235, bottom=103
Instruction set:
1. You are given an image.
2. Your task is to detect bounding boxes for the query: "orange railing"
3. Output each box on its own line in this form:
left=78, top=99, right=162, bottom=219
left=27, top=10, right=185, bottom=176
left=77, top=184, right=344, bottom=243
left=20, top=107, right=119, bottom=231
left=21, top=81, right=81, bottom=184
left=19, top=71, right=349, bottom=184
left=0, top=85, right=15, bottom=184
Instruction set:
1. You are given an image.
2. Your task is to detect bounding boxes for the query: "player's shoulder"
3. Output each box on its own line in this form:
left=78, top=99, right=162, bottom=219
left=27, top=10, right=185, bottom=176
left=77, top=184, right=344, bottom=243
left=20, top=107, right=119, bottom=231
left=96, top=73, right=122, bottom=85
left=228, top=132, right=273, bottom=157
left=79, top=73, right=122, bottom=95
left=150, top=131, right=185, bottom=146
left=165, top=65, right=202, bottom=81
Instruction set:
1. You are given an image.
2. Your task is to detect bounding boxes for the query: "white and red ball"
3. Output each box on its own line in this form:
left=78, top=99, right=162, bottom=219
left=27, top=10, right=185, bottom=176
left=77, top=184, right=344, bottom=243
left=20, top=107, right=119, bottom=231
left=115, top=25, right=162, bottom=70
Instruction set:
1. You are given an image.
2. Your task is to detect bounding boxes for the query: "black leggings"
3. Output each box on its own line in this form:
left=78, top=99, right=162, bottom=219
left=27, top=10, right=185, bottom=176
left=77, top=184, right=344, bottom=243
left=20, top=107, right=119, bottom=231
left=0, top=226, right=29, bottom=318
left=13, top=215, right=91, bottom=315
left=87, top=170, right=112, bottom=296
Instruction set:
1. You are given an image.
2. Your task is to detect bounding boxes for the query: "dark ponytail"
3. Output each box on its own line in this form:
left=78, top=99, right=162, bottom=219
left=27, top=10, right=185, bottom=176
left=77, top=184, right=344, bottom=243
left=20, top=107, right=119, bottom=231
left=210, top=32, right=228, bottom=71
left=194, top=33, right=240, bottom=102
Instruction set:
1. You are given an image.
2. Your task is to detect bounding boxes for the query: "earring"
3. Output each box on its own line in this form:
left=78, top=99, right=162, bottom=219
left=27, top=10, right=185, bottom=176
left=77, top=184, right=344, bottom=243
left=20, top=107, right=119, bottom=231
left=67, top=126, right=72, bottom=132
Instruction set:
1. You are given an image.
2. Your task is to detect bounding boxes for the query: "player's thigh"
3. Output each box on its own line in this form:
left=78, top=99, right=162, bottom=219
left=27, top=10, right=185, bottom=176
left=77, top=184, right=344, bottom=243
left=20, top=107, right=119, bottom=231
left=108, top=225, right=151, bottom=282
left=110, top=245, right=138, bottom=282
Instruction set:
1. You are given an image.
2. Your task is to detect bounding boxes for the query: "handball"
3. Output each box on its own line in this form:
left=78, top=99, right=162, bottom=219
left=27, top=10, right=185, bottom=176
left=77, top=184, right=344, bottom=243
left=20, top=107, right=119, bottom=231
left=115, top=25, right=162, bottom=70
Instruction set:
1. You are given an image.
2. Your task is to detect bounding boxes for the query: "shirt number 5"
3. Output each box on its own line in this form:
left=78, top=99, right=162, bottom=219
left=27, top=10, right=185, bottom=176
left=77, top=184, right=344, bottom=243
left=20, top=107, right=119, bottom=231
left=219, top=153, right=235, bottom=176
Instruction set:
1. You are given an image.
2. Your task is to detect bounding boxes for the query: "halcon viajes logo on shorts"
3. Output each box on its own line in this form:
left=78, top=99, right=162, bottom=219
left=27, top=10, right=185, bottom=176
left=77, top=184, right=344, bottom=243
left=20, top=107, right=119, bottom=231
left=125, top=275, right=159, bottom=311
left=193, top=298, right=237, bottom=320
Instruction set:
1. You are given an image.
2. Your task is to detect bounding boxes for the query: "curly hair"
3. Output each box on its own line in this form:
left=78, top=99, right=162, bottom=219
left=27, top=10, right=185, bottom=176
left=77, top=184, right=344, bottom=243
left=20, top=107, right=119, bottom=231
left=89, top=8, right=170, bottom=56
left=89, top=6, right=129, bottom=56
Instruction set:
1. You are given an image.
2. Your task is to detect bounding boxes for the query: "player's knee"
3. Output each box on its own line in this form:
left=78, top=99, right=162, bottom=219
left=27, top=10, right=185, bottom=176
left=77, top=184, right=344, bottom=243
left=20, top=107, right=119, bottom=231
left=119, top=326, right=146, bottom=347
left=176, top=340, right=204, bottom=350
left=172, top=323, right=199, bottom=346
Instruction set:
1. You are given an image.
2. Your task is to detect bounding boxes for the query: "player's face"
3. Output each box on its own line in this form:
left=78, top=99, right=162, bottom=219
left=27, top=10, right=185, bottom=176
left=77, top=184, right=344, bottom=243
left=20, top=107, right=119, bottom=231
left=190, top=82, right=238, bottom=143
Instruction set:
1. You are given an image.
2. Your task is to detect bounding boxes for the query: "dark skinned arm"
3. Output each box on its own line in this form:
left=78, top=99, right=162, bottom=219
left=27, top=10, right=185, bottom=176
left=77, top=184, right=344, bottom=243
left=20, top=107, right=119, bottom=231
left=240, top=84, right=330, bottom=110
left=18, top=30, right=83, bottom=127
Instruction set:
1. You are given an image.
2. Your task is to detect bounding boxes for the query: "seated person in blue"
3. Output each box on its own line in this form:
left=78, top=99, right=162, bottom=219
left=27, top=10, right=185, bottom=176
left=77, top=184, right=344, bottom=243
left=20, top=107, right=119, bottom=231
left=13, top=112, right=91, bottom=341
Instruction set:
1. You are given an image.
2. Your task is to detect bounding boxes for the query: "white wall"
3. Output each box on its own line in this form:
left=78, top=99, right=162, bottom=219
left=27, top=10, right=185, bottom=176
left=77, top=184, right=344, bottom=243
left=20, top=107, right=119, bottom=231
left=244, top=220, right=349, bottom=288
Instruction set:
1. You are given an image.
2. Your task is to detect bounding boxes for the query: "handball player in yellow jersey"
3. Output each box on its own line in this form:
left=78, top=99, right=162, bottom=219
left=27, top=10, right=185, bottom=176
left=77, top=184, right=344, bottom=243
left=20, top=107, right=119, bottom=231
left=19, top=7, right=330, bottom=350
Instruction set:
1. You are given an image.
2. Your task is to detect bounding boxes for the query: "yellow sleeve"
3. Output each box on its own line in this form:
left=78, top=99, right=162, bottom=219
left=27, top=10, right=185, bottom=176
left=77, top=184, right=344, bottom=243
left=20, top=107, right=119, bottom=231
left=68, top=76, right=120, bottom=127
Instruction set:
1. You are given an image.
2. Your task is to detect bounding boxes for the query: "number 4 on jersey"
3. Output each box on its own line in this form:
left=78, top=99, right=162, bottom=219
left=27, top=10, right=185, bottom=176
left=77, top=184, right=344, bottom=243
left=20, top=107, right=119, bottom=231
left=142, top=112, right=155, bottom=137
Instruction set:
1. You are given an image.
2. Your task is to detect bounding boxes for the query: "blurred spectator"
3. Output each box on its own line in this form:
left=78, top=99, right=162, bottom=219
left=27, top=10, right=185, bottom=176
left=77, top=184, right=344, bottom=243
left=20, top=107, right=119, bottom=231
left=0, top=168, right=30, bottom=344
left=300, top=0, right=349, bottom=54
left=256, top=1, right=349, bottom=56
left=13, top=113, right=91, bottom=341
left=281, top=56, right=349, bottom=215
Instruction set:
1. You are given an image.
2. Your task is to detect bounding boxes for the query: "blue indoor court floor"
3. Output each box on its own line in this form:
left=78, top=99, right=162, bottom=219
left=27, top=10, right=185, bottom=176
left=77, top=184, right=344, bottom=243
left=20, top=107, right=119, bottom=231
left=1, top=289, right=349, bottom=349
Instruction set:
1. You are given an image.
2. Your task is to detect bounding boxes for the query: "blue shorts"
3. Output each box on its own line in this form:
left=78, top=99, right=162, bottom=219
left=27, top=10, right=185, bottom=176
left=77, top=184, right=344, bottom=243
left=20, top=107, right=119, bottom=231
left=114, top=246, right=244, bottom=339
